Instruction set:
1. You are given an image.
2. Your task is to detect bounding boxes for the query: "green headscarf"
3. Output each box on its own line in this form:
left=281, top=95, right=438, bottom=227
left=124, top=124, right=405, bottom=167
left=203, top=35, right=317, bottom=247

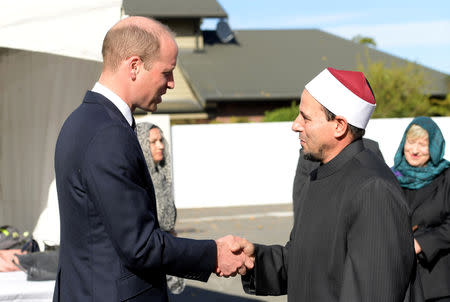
left=392, top=116, right=450, bottom=189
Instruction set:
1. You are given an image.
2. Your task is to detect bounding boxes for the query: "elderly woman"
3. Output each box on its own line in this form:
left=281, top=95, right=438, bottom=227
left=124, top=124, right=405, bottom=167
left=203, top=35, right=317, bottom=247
left=136, top=122, right=185, bottom=294
left=392, top=116, right=450, bottom=302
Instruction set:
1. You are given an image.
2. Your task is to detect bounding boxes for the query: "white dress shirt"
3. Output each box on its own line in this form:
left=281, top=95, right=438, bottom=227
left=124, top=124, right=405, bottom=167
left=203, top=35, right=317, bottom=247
left=92, top=82, right=133, bottom=126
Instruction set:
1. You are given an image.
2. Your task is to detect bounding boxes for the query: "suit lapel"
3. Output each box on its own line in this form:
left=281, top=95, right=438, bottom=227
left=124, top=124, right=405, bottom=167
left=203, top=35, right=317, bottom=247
left=83, top=90, right=132, bottom=130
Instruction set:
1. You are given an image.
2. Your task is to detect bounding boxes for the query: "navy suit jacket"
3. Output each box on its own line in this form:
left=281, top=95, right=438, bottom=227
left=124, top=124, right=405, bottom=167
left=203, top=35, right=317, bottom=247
left=53, top=91, right=216, bottom=302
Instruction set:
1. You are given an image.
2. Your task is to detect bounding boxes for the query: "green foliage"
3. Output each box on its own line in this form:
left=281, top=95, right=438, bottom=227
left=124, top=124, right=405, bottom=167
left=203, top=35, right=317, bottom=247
left=228, top=116, right=250, bottom=123
left=263, top=56, right=449, bottom=121
left=352, top=35, right=377, bottom=47
left=357, top=57, right=450, bottom=117
left=263, top=101, right=299, bottom=122
left=427, top=94, right=450, bottom=116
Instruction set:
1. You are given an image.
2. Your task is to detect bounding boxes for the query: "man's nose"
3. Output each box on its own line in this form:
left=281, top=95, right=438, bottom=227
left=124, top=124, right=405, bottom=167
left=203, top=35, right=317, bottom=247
left=167, top=74, right=175, bottom=89
left=292, top=117, right=303, bottom=132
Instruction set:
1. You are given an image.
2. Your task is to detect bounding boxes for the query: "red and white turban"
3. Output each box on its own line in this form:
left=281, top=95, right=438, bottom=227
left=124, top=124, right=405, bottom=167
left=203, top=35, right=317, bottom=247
left=305, top=67, right=376, bottom=129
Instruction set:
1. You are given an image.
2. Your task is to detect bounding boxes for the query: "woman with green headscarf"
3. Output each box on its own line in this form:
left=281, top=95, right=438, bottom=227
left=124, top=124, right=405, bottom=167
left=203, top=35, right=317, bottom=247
left=392, top=116, right=450, bottom=302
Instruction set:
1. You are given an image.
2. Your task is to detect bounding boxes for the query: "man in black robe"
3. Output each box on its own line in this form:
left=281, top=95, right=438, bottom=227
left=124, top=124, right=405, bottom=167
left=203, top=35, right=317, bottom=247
left=241, top=68, right=417, bottom=301
left=293, top=138, right=384, bottom=214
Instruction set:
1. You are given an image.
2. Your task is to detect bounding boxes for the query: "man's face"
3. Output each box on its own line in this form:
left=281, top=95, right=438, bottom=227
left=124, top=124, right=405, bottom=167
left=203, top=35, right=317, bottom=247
left=291, top=89, right=336, bottom=163
left=149, top=128, right=164, bottom=163
left=404, top=134, right=430, bottom=167
left=137, top=35, right=178, bottom=112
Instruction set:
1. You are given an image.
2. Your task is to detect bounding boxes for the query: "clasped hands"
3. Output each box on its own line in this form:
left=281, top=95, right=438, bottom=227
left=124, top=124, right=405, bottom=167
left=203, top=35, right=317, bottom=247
left=215, top=235, right=255, bottom=277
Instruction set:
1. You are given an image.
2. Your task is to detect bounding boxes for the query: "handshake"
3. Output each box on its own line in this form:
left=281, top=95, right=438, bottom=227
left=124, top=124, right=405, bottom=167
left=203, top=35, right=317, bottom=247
left=215, top=235, right=255, bottom=277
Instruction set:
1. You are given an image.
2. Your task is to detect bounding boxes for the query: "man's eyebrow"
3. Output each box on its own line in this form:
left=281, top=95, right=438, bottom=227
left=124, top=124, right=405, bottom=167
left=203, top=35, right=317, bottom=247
left=300, top=110, right=311, bottom=120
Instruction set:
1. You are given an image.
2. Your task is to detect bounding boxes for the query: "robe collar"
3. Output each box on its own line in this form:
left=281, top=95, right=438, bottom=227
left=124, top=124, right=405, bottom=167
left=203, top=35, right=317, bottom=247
left=314, top=139, right=365, bottom=180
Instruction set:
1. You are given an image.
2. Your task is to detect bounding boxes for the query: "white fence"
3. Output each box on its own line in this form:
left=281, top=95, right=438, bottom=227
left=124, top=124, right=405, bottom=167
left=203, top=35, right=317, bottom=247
left=171, top=117, right=450, bottom=208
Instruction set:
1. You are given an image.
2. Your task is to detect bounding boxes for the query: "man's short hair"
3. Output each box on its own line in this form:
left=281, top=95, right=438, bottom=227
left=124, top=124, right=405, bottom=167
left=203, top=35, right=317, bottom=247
left=322, top=105, right=365, bottom=141
left=102, top=20, right=174, bottom=72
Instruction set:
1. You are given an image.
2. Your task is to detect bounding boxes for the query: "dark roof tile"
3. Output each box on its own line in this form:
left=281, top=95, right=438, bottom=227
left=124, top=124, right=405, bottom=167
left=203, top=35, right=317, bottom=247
left=179, top=29, right=448, bottom=103
left=123, top=0, right=227, bottom=18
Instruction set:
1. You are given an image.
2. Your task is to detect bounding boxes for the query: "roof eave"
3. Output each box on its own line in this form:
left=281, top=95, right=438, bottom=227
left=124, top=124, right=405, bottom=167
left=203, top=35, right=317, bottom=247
left=204, top=94, right=300, bottom=102
left=126, top=12, right=227, bottom=18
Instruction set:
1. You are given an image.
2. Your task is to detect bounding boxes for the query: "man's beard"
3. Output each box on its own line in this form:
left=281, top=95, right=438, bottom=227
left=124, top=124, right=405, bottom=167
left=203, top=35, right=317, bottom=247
left=302, top=147, right=324, bottom=162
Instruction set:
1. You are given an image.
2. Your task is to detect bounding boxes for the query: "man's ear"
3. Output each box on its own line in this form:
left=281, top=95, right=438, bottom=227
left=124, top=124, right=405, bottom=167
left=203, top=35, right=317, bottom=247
left=333, top=115, right=348, bottom=139
left=128, top=56, right=141, bottom=81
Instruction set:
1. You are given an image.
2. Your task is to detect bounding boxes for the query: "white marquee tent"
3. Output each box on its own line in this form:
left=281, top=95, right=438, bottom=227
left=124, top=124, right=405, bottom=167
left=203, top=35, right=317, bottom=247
left=0, top=1, right=125, bottom=232
left=0, top=0, right=123, bottom=62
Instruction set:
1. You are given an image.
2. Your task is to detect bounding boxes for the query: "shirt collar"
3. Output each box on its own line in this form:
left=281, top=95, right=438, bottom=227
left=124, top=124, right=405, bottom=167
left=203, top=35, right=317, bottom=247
left=314, top=139, right=365, bottom=180
left=92, top=82, right=133, bottom=126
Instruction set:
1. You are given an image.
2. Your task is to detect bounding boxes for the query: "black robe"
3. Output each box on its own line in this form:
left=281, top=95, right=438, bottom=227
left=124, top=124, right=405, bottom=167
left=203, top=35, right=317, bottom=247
left=404, top=168, right=450, bottom=300
left=243, top=139, right=417, bottom=301
left=293, top=138, right=384, bottom=215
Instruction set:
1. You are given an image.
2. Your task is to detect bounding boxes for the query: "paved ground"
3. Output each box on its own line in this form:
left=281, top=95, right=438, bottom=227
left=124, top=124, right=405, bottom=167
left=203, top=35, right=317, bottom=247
left=169, top=203, right=293, bottom=302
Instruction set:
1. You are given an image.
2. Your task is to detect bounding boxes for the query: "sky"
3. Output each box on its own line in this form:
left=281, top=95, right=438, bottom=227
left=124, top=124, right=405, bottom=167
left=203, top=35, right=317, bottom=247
left=202, top=0, right=450, bottom=75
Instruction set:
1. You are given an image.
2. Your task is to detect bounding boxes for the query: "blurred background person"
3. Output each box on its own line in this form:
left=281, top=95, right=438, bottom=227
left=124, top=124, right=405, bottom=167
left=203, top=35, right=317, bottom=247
left=33, top=179, right=60, bottom=252
left=136, top=122, right=185, bottom=294
left=392, top=116, right=450, bottom=302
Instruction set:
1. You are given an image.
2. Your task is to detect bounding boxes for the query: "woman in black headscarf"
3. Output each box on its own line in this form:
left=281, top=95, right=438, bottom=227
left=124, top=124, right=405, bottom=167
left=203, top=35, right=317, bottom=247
left=136, top=122, right=185, bottom=294
left=392, top=116, right=450, bottom=302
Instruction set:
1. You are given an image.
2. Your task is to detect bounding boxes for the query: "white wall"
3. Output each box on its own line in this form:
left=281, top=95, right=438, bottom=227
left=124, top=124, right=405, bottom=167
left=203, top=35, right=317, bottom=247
left=171, top=117, right=450, bottom=208
left=172, top=122, right=300, bottom=208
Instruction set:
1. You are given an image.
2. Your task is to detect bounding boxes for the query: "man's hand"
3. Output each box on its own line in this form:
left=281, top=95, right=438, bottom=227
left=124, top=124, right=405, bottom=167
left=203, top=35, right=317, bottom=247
left=0, top=249, right=26, bottom=272
left=215, top=235, right=255, bottom=277
left=230, top=236, right=255, bottom=276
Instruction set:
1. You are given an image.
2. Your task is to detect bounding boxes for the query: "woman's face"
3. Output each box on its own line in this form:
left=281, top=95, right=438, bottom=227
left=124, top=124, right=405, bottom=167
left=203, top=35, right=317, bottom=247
left=149, top=128, right=164, bottom=163
left=404, top=133, right=430, bottom=167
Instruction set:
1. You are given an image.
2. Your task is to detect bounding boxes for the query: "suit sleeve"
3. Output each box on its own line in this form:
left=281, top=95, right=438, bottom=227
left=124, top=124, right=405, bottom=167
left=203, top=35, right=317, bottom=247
left=339, top=179, right=415, bottom=302
left=415, top=170, right=450, bottom=262
left=416, top=214, right=450, bottom=262
left=82, top=125, right=216, bottom=277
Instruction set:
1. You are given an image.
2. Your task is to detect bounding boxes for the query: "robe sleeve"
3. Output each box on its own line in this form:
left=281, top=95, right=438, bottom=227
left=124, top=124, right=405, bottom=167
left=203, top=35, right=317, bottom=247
left=241, top=233, right=291, bottom=296
left=415, top=169, right=450, bottom=262
left=339, top=179, right=415, bottom=302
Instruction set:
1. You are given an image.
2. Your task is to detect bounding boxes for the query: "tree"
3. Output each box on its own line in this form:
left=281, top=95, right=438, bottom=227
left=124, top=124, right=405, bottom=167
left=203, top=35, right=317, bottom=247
left=262, top=55, right=450, bottom=122
left=356, top=54, right=443, bottom=117
left=427, top=94, right=450, bottom=116
left=352, top=35, right=377, bottom=47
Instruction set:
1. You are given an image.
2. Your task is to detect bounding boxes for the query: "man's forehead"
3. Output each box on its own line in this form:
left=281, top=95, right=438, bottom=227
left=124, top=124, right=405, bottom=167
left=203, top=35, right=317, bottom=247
left=300, top=89, right=320, bottom=109
left=159, top=37, right=178, bottom=63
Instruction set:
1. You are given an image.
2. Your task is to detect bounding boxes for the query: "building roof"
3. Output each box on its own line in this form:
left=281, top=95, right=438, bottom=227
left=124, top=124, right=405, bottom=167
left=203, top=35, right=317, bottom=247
left=179, top=29, right=449, bottom=105
left=123, top=0, right=227, bottom=18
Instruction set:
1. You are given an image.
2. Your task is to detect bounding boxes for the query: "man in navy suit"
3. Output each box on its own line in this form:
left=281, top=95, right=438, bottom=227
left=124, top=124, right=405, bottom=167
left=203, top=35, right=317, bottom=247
left=54, top=17, right=253, bottom=302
